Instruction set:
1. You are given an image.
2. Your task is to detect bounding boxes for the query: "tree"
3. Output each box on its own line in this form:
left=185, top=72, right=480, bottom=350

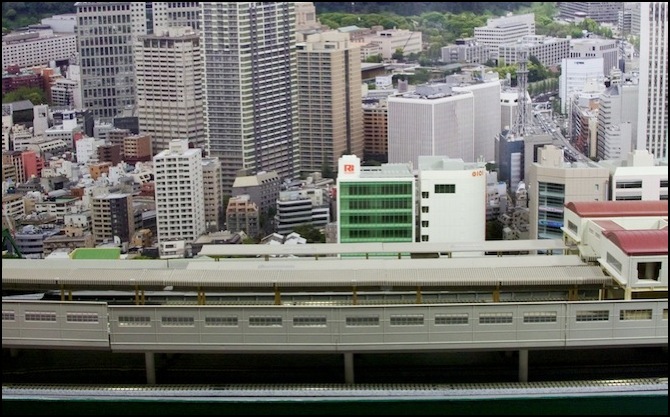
left=486, top=220, right=503, bottom=240
left=2, top=86, right=47, bottom=105
left=293, top=224, right=326, bottom=243
left=392, top=48, right=405, bottom=62
left=365, top=54, right=383, bottom=63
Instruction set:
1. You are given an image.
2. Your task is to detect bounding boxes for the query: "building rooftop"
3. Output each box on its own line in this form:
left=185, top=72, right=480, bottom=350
left=602, top=229, right=668, bottom=256
left=565, top=201, right=668, bottom=218
left=70, top=248, right=121, bottom=260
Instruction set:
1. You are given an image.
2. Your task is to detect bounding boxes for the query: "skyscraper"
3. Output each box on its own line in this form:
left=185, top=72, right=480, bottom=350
left=296, top=31, right=363, bottom=177
left=202, top=2, right=300, bottom=194
left=637, top=2, right=668, bottom=159
left=76, top=2, right=145, bottom=122
left=135, top=26, right=204, bottom=153
left=76, top=2, right=201, bottom=123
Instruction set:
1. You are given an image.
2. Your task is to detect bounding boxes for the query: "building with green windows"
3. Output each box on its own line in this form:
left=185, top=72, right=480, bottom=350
left=337, top=155, right=415, bottom=244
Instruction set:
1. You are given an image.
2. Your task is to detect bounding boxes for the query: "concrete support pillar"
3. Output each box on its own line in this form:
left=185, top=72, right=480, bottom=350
left=343, top=352, right=355, bottom=384
left=624, top=287, right=632, bottom=300
left=274, top=285, right=281, bottom=305
left=145, top=352, right=156, bottom=385
left=518, top=349, right=529, bottom=383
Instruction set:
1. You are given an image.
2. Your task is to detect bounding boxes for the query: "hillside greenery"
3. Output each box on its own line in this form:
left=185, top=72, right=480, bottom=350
left=2, top=2, right=535, bottom=33
left=4, top=2, right=612, bottom=87
left=313, top=2, right=533, bottom=15
left=2, top=2, right=76, bottom=32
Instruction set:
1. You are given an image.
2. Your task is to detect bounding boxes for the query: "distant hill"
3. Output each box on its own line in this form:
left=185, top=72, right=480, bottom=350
left=313, top=2, right=534, bottom=15
left=2, top=2, right=76, bottom=31
left=2, top=2, right=534, bottom=32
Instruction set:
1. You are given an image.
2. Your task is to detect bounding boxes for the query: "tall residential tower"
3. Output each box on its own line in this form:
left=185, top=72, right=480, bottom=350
left=135, top=26, right=204, bottom=153
left=202, top=2, right=300, bottom=194
left=296, top=31, right=363, bottom=177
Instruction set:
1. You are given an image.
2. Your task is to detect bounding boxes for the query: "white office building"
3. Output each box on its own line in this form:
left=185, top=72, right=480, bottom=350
left=417, top=156, right=487, bottom=250
left=2, top=30, right=76, bottom=69
left=599, top=149, right=669, bottom=201
left=637, top=2, right=668, bottom=159
left=559, top=58, right=605, bottom=114
left=474, top=13, right=535, bottom=60
left=359, top=29, right=422, bottom=60
left=449, top=71, right=502, bottom=162
left=41, top=14, right=77, bottom=33
left=499, top=36, right=570, bottom=68
left=275, top=188, right=331, bottom=235
left=596, top=73, right=639, bottom=160
left=569, top=38, right=619, bottom=77
left=388, top=84, right=475, bottom=167
left=153, top=139, right=206, bottom=245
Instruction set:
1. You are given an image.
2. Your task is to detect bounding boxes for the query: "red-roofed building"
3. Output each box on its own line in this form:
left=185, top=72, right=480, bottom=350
left=562, top=200, right=668, bottom=298
left=602, top=230, right=668, bottom=257
left=565, top=201, right=668, bottom=218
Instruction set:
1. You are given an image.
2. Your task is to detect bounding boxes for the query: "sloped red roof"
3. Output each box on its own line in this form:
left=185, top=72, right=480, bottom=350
left=565, top=201, right=668, bottom=218
left=602, top=229, right=668, bottom=256
left=592, top=220, right=624, bottom=231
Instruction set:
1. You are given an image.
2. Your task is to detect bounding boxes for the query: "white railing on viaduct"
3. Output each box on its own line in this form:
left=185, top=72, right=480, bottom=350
left=3, top=299, right=667, bottom=353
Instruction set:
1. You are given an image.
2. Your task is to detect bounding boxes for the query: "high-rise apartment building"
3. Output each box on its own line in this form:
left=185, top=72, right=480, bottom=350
left=637, top=2, right=668, bottom=159
left=75, top=2, right=145, bottom=122
left=201, top=157, right=223, bottom=232
left=153, top=139, right=206, bottom=245
left=135, top=26, right=204, bottom=153
left=202, top=2, right=300, bottom=194
left=76, top=2, right=201, bottom=123
left=296, top=31, right=363, bottom=176
left=362, top=98, right=389, bottom=164
left=151, top=1, right=201, bottom=32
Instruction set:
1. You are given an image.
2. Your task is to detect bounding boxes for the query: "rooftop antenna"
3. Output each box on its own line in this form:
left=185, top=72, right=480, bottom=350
left=510, top=46, right=529, bottom=137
